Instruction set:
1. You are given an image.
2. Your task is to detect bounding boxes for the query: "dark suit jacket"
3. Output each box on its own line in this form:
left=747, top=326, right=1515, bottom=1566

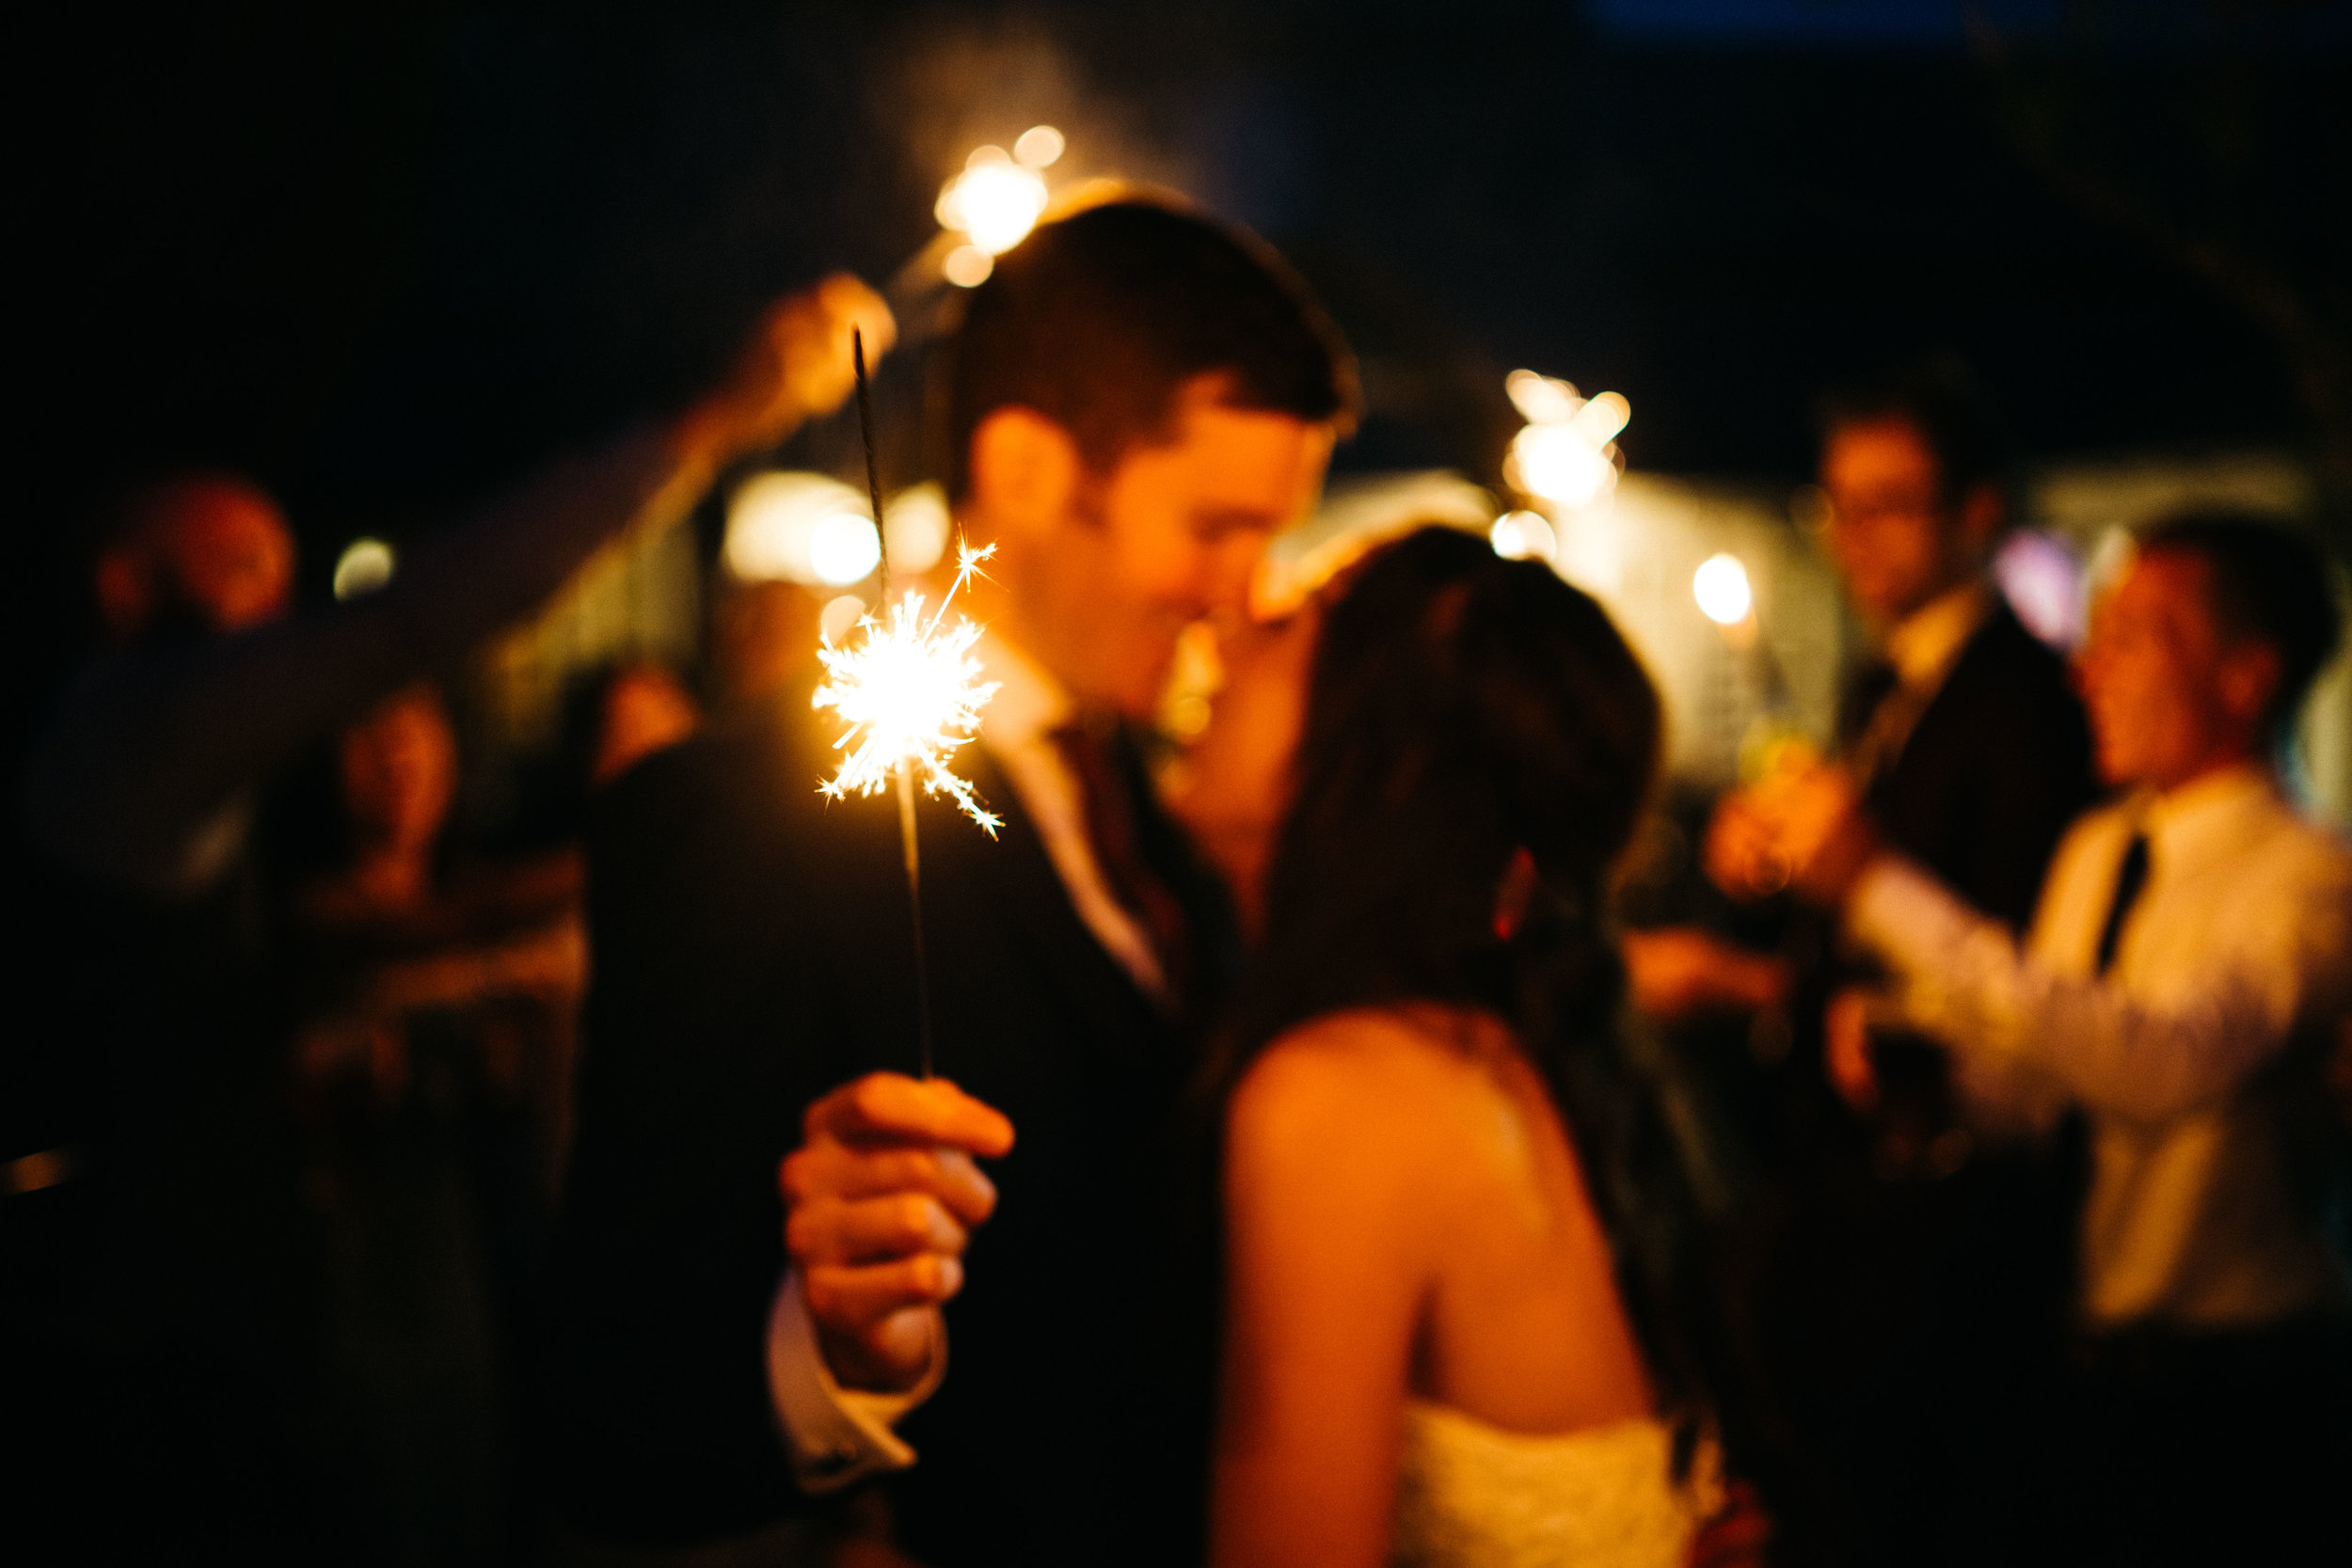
left=538, top=684, right=1230, bottom=1566
left=1745, top=607, right=2099, bottom=1562
left=1863, top=603, right=2096, bottom=931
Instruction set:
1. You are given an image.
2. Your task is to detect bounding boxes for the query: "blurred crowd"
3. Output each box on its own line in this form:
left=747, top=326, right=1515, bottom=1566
left=2, top=277, right=892, bottom=1562
left=2, top=190, right=2347, bottom=1568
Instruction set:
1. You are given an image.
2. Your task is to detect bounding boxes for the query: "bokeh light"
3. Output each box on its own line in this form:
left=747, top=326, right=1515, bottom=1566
left=1693, top=553, right=1755, bottom=626
left=1574, top=391, right=1631, bottom=444
left=936, top=145, right=1050, bottom=256
left=809, top=513, right=883, bottom=586
left=1490, top=510, right=1559, bottom=562
left=882, top=483, right=952, bottom=575
left=1505, top=368, right=1581, bottom=426
left=819, top=594, right=868, bottom=646
left=725, top=472, right=867, bottom=583
left=728, top=472, right=952, bottom=587
left=332, top=537, right=395, bottom=600
left=1502, top=369, right=1629, bottom=510
left=1508, top=425, right=1617, bottom=508
left=943, top=245, right=994, bottom=288
left=1012, top=124, right=1065, bottom=167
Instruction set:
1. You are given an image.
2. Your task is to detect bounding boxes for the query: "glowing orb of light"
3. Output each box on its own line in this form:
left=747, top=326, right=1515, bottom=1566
left=936, top=146, right=1050, bottom=256
left=726, top=472, right=869, bottom=584
left=882, top=483, right=952, bottom=574
left=1012, top=124, right=1065, bottom=167
left=809, top=513, right=883, bottom=586
left=1693, top=553, right=1755, bottom=626
left=813, top=544, right=1006, bottom=835
left=332, top=537, right=395, bottom=600
left=943, top=245, right=994, bottom=288
left=730, top=473, right=947, bottom=585
left=1490, top=510, right=1558, bottom=562
left=1506, top=369, right=1581, bottom=426
left=1573, top=390, right=1631, bottom=444
left=1502, top=370, right=1629, bottom=510
left=1509, top=424, right=1616, bottom=507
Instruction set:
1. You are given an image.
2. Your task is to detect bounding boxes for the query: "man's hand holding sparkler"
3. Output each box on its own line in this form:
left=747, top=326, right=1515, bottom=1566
left=781, top=1073, right=1016, bottom=1393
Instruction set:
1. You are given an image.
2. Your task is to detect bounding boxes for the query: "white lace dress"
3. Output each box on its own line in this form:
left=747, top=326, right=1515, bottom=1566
left=1390, top=1401, right=1723, bottom=1568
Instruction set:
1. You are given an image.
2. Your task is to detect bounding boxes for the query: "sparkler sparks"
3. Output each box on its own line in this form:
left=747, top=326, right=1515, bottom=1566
left=812, top=543, right=1004, bottom=836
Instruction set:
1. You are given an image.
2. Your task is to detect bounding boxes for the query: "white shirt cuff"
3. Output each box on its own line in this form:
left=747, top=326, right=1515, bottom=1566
left=765, top=1271, right=944, bottom=1493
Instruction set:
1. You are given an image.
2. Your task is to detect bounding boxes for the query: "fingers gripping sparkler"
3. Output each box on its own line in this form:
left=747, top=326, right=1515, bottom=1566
left=813, top=329, right=1001, bottom=1075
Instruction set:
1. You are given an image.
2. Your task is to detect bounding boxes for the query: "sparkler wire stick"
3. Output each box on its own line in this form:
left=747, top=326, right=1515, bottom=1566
left=896, top=768, right=932, bottom=1077
left=830, top=331, right=1008, bottom=1076
left=850, top=327, right=932, bottom=1077
left=852, top=329, right=891, bottom=587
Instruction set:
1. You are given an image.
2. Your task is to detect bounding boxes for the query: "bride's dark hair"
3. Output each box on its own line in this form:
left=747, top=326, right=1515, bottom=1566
left=1220, top=524, right=1720, bottom=1440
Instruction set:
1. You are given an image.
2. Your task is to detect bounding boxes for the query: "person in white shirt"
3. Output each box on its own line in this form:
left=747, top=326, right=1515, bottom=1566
left=1743, top=510, right=2352, bottom=1563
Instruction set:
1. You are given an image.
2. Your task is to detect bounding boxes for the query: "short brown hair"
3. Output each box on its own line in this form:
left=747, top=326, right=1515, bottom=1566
left=2139, top=509, right=2342, bottom=740
left=1817, top=354, right=2011, bottom=509
left=940, top=197, right=1357, bottom=499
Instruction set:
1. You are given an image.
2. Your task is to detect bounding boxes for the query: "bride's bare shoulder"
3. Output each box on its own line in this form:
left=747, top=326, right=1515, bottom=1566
left=1226, top=1006, right=1516, bottom=1167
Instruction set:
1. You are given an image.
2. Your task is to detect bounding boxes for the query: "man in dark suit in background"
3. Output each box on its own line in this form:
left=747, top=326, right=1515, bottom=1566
left=539, top=198, right=1354, bottom=1566
left=1804, top=362, right=2093, bottom=941
left=1708, top=358, right=2097, bottom=1564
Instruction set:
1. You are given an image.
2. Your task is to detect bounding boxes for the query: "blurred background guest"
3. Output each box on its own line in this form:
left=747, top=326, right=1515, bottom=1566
left=1700, top=357, right=2097, bottom=1563
left=1751, top=511, right=2351, bottom=1565
left=709, top=579, right=826, bottom=714
left=589, top=662, right=702, bottom=788
left=279, top=680, right=586, bottom=1564
left=522, top=658, right=708, bottom=851
left=24, top=275, right=881, bottom=905
left=3, top=277, right=889, bottom=1561
left=5, top=471, right=337, bottom=1558
left=92, top=473, right=299, bottom=641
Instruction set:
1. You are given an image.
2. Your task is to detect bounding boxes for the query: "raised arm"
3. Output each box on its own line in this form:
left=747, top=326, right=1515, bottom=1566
left=24, top=276, right=890, bottom=897
left=1847, top=857, right=2344, bottom=1127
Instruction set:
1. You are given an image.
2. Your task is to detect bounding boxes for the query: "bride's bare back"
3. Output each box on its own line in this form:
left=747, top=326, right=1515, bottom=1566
left=1211, top=1004, right=1656, bottom=1568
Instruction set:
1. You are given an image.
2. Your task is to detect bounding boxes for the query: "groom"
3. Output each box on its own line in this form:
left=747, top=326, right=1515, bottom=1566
left=542, top=198, right=1354, bottom=1564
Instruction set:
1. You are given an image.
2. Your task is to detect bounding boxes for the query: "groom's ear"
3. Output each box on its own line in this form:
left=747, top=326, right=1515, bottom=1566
left=966, top=407, right=1083, bottom=544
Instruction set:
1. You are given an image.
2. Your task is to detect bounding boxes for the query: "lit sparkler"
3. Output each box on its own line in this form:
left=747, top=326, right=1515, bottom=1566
left=812, top=329, right=1002, bottom=1076
left=812, top=542, right=1003, bottom=835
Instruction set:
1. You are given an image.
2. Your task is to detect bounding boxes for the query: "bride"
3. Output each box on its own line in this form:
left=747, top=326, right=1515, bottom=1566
left=1176, top=526, right=1743, bottom=1568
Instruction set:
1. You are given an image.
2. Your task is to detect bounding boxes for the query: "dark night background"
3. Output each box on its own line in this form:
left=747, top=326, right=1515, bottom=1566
left=8, top=0, right=2349, bottom=750
left=3, top=8, right=2348, bottom=1560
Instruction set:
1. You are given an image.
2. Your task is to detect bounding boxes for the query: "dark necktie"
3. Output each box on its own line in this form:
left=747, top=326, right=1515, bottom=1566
left=1047, top=720, right=1193, bottom=1009
left=1836, top=657, right=1919, bottom=789
left=2093, top=832, right=2151, bottom=976
left=1836, top=657, right=1901, bottom=752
